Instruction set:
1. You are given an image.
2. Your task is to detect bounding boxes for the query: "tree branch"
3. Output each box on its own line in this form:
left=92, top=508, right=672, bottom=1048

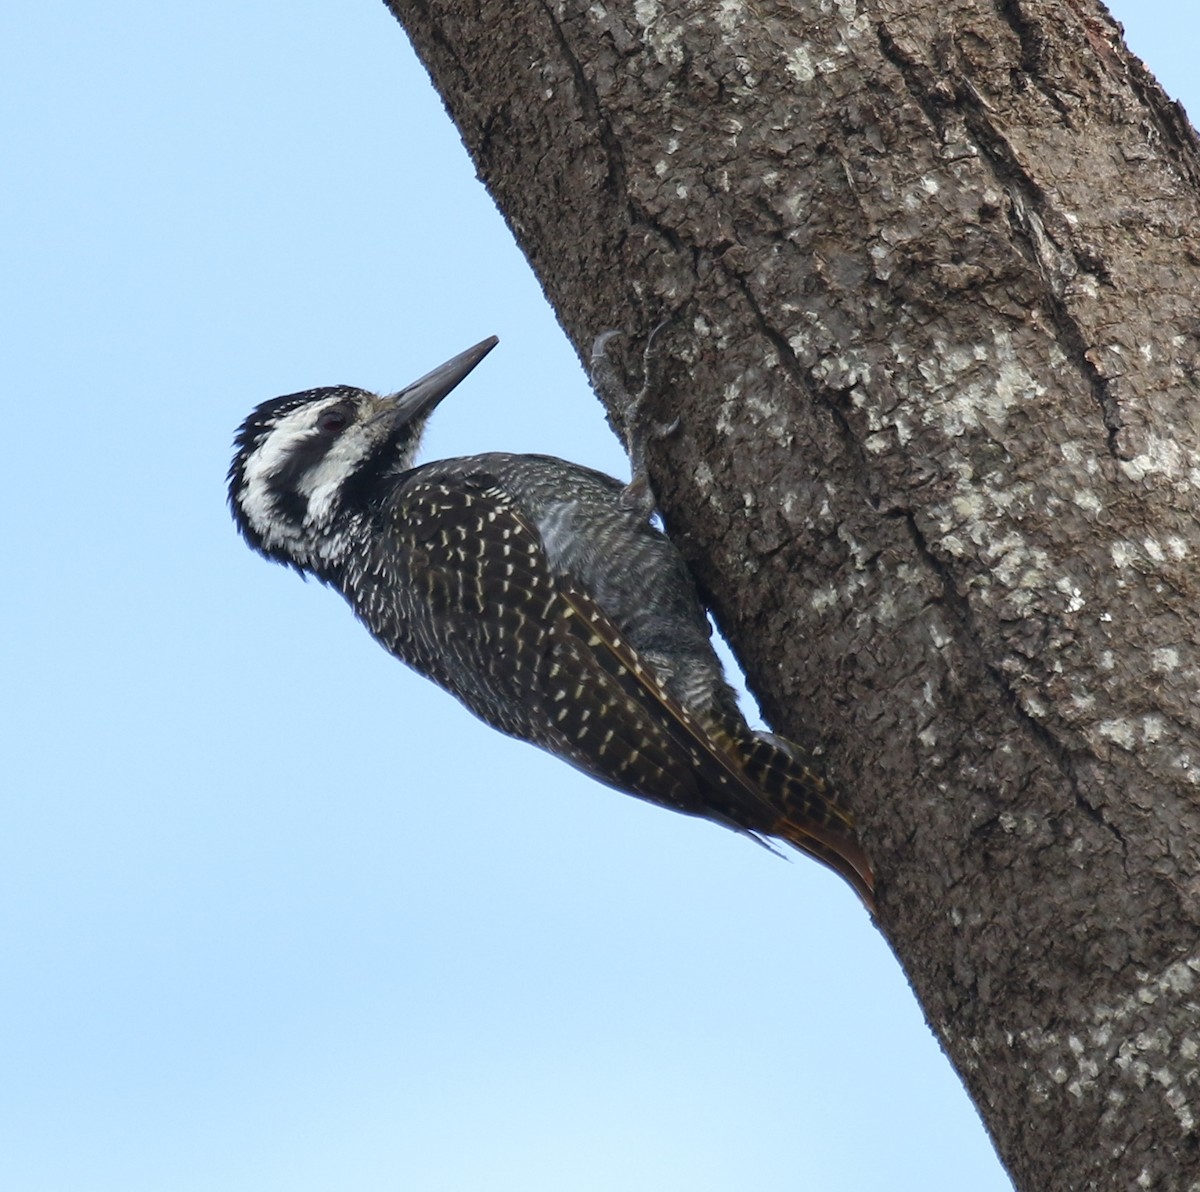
left=382, top=1, right=1200, bottom=1186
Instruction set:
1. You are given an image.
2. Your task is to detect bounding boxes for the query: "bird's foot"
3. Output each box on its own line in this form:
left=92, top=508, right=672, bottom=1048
left=590, top=319, right=681, bottom=521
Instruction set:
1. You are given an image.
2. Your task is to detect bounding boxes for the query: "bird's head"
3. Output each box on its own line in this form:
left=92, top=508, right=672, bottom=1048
left=228, top=337, right=497, bottom=572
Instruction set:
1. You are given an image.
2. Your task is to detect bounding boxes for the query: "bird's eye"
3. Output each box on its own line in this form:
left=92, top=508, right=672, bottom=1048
left=317, top=408, right=350, bottom=434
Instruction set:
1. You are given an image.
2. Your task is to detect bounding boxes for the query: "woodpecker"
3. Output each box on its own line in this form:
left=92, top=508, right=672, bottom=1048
left=228, top=337, right=875, bottom=908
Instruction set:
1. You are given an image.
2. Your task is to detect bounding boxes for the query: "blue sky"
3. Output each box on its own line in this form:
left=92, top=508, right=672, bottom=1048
left=4, top=4, right=1193, bottom=1190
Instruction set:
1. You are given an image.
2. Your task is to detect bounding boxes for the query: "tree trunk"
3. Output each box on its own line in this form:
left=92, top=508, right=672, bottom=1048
left=381, top=1, right=1200, bottom=1187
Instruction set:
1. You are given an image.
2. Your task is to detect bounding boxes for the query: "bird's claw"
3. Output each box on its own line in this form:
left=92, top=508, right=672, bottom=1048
left=591, top=319, right=681, bottom=521
left=590, top=329, right=624, bottom=364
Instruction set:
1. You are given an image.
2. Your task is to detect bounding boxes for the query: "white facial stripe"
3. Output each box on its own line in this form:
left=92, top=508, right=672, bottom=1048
left=241, top=407, right=313, bottom=482
left=238, top=405, right=318, bottom=543
left=295, top=423, right=378, bottom=525
left=236, top=398, right=378, bottom=562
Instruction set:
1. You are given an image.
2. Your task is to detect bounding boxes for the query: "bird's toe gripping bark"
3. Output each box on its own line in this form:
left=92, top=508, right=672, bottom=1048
left=589, top=323, right=680, bottom=521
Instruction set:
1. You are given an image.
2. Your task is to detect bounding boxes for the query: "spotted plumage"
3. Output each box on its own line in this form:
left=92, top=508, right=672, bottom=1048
left=228, top=337, right=875, bottom=908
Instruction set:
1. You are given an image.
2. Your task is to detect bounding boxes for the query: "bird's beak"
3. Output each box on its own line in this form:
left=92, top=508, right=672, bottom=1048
left=388, top=336, right=499, bottom=423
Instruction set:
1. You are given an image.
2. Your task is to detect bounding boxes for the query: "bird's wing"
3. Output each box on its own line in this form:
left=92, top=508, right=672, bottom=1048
left=373, top=472, right=564, bottom=740
left=384, top=470, right=874, bottom=907
left=554, top=577, right=875, bottom=908
left=383, top=470, right=732, bottom=799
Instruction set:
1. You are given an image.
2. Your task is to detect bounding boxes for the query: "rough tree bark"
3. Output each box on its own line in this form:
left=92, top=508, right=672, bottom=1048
left=381, top=1, right=1200, bottom=1187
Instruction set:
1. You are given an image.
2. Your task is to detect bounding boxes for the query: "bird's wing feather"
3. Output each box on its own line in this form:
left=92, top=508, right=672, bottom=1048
left=378, top=470, right=874, bottom=906
left=555, top=577, right=875, bottom=907
left=383, top=472, right=742, bottom=810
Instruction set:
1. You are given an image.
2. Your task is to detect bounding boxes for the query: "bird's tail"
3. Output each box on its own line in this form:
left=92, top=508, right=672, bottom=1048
left=555, top=579, right=875, bottom=910
left=730, top=729, right=876, bottom=912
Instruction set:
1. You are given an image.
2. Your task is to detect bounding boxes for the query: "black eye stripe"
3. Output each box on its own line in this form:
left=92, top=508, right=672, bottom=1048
left=271, top=429, right=342, bottom=496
